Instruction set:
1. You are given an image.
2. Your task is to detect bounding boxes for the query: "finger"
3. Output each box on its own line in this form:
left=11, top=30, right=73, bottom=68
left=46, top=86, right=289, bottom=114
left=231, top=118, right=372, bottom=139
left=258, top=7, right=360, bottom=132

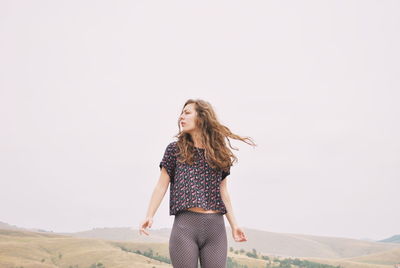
left=140, top=228, right=149, bottom=235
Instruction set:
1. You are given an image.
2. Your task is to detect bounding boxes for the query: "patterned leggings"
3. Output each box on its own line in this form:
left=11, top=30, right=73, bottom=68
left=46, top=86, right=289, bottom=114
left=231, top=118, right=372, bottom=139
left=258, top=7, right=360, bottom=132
left=169, top=209, right=228, bottom=268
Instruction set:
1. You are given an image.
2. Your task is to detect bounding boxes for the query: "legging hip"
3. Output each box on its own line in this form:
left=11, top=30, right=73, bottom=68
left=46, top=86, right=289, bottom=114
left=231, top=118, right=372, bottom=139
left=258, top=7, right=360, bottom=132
left=169, top=209, right=227, bottom=268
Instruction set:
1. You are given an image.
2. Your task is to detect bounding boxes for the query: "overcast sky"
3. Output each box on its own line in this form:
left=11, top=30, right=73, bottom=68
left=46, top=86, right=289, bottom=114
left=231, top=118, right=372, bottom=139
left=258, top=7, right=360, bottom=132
left=1, top=0, right=399, bottom=241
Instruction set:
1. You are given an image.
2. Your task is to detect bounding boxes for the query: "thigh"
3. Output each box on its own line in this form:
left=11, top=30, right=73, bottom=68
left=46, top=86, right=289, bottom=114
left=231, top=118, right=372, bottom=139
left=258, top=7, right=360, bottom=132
left=199, top=215, right=227, bottom=268
left=169, top=215, right=200, bottom=268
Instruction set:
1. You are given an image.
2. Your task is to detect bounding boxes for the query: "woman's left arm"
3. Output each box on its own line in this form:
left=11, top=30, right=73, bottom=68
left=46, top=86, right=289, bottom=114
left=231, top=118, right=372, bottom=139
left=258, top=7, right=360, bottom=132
left=220, top=178, right=248, bottom=242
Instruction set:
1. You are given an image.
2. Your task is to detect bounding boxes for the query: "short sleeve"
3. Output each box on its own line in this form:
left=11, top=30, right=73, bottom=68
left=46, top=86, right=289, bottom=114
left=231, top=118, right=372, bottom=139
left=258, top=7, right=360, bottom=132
left=159, top=142, right=177, bottom=182
left=221, top=166, right=230, bottom=180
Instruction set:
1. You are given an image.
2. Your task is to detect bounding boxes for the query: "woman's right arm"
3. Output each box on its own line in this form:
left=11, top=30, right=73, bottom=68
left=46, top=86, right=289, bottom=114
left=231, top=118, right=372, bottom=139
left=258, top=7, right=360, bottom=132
left=145, top=167, right=170, bottom=218
left=139, top=167, right=170, bottom=235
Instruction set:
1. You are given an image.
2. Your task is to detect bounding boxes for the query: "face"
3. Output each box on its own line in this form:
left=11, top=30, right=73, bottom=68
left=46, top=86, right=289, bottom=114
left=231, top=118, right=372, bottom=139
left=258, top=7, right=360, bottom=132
left=179, top=103, right=198, bottom=133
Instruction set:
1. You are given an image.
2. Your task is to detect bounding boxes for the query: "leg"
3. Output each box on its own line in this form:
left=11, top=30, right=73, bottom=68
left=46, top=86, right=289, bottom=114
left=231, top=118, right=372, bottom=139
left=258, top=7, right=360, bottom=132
left=169, top=213, right=200, bottom=268
left=199, top=214, right=227, bottom=268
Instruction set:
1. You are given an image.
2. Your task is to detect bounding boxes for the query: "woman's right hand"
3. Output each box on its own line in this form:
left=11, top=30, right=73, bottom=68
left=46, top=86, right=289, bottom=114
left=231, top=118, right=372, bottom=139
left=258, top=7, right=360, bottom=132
left=139, top=217, right=153, bottom=235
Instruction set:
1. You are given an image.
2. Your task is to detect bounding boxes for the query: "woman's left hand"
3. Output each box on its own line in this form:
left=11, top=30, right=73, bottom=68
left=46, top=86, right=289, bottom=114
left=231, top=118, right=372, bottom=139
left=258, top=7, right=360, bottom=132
left=232, top=226, right=247, bottom=242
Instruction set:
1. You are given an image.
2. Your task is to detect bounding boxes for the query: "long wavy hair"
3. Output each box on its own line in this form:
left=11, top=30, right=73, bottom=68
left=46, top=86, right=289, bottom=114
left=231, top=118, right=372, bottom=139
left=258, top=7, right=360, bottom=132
left=173, top=99, right=256, bottom=173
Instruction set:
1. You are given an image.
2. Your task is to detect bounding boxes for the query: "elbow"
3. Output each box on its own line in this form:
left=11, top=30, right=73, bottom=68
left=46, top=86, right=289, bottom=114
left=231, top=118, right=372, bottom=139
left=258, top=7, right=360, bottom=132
left=156, top=181, right=169, bottom=194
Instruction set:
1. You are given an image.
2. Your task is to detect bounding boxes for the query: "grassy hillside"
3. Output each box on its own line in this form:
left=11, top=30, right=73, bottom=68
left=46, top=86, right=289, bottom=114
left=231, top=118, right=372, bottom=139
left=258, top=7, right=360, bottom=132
left=1, top=228, right=399, bottom=268
left=67, top=226, right=400, bottom=259
left=0, top=229, right=169, bottom=268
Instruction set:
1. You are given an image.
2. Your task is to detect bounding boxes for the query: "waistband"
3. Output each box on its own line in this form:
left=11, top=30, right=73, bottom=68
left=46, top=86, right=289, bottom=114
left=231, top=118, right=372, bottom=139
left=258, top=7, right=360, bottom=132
left=177, top=209, right=223, bottom=216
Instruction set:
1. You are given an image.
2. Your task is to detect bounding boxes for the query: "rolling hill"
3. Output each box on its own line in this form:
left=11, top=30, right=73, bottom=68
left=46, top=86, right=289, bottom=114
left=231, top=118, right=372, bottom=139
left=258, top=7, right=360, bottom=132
left=1, top=222, right=399, bottom=268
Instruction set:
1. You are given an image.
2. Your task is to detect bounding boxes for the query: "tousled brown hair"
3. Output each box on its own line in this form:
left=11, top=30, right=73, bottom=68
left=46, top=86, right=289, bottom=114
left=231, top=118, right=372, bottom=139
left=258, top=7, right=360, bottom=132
left=173, top=99, right=256, bottom=173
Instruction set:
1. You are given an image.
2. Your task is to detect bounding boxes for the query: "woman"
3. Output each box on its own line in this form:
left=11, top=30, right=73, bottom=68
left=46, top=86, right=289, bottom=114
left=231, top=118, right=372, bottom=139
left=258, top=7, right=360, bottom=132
left=139, top=99, right=256, bottom=268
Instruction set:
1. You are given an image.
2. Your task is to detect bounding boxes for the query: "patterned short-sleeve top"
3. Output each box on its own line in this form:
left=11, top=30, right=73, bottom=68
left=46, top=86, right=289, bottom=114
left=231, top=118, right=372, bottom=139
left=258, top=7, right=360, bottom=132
left=159, top=141, right=230, bottom=216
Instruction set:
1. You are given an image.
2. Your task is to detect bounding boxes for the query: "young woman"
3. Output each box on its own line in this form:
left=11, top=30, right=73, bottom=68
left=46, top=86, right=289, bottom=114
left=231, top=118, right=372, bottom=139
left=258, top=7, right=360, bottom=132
left=139, top=99, right=256, bottom=268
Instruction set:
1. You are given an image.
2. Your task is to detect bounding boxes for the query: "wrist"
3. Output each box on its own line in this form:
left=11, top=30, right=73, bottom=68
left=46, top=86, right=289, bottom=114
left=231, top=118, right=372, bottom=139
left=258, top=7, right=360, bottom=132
left=231, top=224, right=239, bottom=229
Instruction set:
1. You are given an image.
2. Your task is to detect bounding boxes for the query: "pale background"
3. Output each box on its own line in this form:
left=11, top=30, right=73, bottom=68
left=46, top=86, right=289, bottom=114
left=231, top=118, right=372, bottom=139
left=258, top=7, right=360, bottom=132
left=1, top=0, right=399, bottom=241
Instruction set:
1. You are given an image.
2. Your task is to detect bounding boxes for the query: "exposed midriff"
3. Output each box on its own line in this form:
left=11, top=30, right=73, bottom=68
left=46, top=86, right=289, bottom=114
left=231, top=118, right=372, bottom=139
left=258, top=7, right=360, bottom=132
left=186, top=207, right=221, bottom=214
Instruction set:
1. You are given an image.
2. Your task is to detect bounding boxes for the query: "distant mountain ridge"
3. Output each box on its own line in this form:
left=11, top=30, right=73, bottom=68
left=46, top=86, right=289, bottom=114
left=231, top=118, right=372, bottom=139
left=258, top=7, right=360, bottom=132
left=0, top=220, right=54, bottom=233
left=0, top=221, right=21, bottom=230
left=379, top=234, right=400, bottom=243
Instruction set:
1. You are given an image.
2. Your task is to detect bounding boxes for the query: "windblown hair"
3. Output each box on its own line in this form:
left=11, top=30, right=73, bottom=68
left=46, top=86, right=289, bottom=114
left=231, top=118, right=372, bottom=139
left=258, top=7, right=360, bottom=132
left=173, top=99, right=257, bottom=173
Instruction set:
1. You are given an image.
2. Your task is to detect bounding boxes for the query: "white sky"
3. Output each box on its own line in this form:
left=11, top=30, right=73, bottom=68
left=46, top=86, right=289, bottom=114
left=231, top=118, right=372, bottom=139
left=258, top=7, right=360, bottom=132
left=0, top=0, right=399, bottom=241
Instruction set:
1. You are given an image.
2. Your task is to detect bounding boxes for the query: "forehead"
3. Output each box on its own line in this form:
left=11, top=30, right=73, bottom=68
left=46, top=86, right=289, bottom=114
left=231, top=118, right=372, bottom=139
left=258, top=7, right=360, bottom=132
left=183, top=103, right=195, bottom=111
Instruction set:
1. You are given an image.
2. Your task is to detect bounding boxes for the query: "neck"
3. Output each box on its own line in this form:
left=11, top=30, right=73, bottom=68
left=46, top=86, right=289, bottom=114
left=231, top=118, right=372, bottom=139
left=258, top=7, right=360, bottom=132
left=191, top=132, right=203, bottom=148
